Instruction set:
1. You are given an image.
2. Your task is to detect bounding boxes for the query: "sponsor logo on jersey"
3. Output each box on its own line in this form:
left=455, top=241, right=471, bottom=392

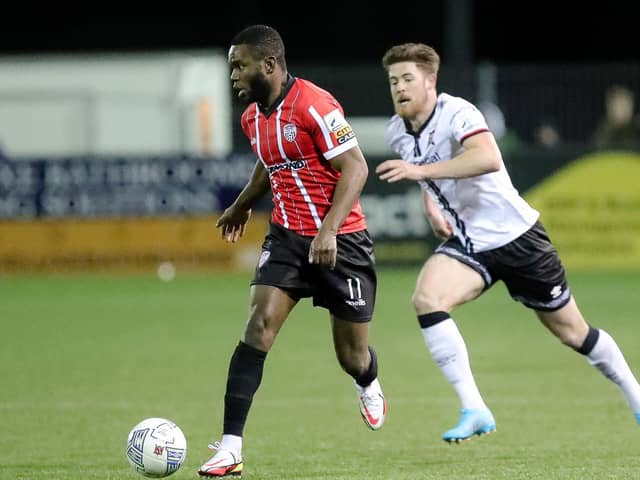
left=550, top=285, right=563, bottom=298
left=334, top=125, right=355, bottom=144
left=415, top=151, right=441, bottom=165
left=283, top=123, right=297, bottom=142
left=266, top=159, right=306, bottom=175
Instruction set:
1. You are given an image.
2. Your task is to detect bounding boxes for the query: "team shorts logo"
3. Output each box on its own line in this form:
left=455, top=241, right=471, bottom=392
left=258, top=250, right=270, bottom=269
left=345, top=298, right=366, bottom=307
left=283, top=123, right=297, bottom=142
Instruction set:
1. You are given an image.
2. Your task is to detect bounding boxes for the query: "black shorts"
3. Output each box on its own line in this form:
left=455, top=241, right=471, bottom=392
left=251, top=221, right=377, bottom=322
left=435, top=221, right=571, bottom=311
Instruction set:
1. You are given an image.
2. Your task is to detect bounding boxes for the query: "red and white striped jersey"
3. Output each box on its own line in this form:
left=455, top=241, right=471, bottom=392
left=240, top=76, right=367, bottom=236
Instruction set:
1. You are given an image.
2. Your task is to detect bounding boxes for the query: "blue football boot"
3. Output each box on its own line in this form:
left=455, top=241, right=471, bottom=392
left=442, top=408, right=496, bottom=443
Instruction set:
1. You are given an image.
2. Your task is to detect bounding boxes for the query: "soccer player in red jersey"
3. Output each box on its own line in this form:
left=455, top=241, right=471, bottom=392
left=198, top=25, right=386, bottom=478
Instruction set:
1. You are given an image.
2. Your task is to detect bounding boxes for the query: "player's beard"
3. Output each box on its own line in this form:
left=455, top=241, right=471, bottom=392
left=394, top=99, right=416, bottom=120
left=243, top=72, right=271, bottom=107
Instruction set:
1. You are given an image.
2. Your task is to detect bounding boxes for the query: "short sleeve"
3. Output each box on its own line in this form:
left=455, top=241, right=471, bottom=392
left=305, top=97, right=359, bottom=160
left=450, top=106, right=490, bottom=144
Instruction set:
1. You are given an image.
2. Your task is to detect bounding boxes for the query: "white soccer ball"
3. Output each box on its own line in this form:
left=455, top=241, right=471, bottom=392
left=126, top=417, right=188, bottom=478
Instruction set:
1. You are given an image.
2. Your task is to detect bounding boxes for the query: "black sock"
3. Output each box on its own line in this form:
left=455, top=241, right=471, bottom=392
left=575, top=326, right=600, bottom=355
left=223, top=341, right=267, bottom=436
left=417, top=311, right=450, bottom=328
left=355, top=346, right=378, bottom=388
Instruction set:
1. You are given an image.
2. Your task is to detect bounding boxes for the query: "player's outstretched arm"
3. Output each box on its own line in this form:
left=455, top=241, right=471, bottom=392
left=216, top=160, right=270, bottom=243
left=376, top=132, right=502, bottom=183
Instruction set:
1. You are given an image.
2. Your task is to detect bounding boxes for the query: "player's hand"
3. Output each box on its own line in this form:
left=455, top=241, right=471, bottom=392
left=376, top=159, right=424, bottom=182
left=424, top=204, right=453, bottom=240
left=215, top=206, right=252, bottom=243
left=428, top=215, right=453, bottom=240
left=308, top=229, right=337, bottom=269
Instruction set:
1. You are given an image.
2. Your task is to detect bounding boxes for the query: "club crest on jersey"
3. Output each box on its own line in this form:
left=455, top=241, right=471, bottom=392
left=283, top=123, right=297, bottom=142
left=427, top=129, right=436, bottom=146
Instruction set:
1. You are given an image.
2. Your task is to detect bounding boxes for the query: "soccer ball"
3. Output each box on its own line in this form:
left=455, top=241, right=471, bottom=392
left=126, top=417, right=187, bottom=478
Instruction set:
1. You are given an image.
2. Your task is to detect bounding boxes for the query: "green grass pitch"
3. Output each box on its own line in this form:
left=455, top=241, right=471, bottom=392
left=1, top=268, right=639, bottom=479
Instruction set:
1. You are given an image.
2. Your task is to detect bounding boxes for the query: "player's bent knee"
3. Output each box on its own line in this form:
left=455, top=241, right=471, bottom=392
left=244, top=316, right=279, bottom=351
left=412, top=289, right=447, bottom=313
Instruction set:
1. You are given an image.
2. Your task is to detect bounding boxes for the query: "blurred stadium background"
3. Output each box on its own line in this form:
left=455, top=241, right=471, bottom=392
left=1, top=4, right=639, bottom=479
left=2, top=53, right=639, bottom=272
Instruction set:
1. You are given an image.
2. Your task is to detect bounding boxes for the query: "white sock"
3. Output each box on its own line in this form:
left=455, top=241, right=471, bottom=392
left=587, top=329, right=640, bottom=413
left=220, top=434, right=242, bottom=457
left=421, top=317, right=488, bottom=411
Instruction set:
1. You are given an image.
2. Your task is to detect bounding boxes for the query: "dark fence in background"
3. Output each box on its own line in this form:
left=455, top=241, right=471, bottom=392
left=231, top=62, right=640, bottom=150
left=497, top=63, right=640, bottom=144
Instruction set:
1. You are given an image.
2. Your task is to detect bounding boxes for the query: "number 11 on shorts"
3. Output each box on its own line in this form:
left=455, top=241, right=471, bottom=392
left=347, top=277, right=362, bottom=300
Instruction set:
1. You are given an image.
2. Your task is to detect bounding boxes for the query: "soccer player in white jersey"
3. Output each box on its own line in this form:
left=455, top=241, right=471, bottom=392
left=376, top=42, right=640, bottom=443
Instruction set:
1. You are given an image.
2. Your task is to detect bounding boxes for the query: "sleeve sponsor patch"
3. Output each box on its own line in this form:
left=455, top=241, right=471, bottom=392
left=323, top=109, right=348, bottom=132
left=323, top=109, right=355, bottom=145
left=334, top=124, right=355, bottom=144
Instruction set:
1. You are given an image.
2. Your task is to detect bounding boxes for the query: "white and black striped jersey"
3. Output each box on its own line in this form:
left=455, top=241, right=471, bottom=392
left=385, top=93, right=539, bottom=253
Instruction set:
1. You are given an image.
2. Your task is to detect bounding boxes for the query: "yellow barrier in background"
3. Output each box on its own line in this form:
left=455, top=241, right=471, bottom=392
left=0, top=213, right=270, bottom=273
left=526, top=152, right=640, bottom=270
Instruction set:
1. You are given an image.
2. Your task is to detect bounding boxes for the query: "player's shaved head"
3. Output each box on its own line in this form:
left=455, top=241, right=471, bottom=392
left=231, top=24, right=286, bottom=70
